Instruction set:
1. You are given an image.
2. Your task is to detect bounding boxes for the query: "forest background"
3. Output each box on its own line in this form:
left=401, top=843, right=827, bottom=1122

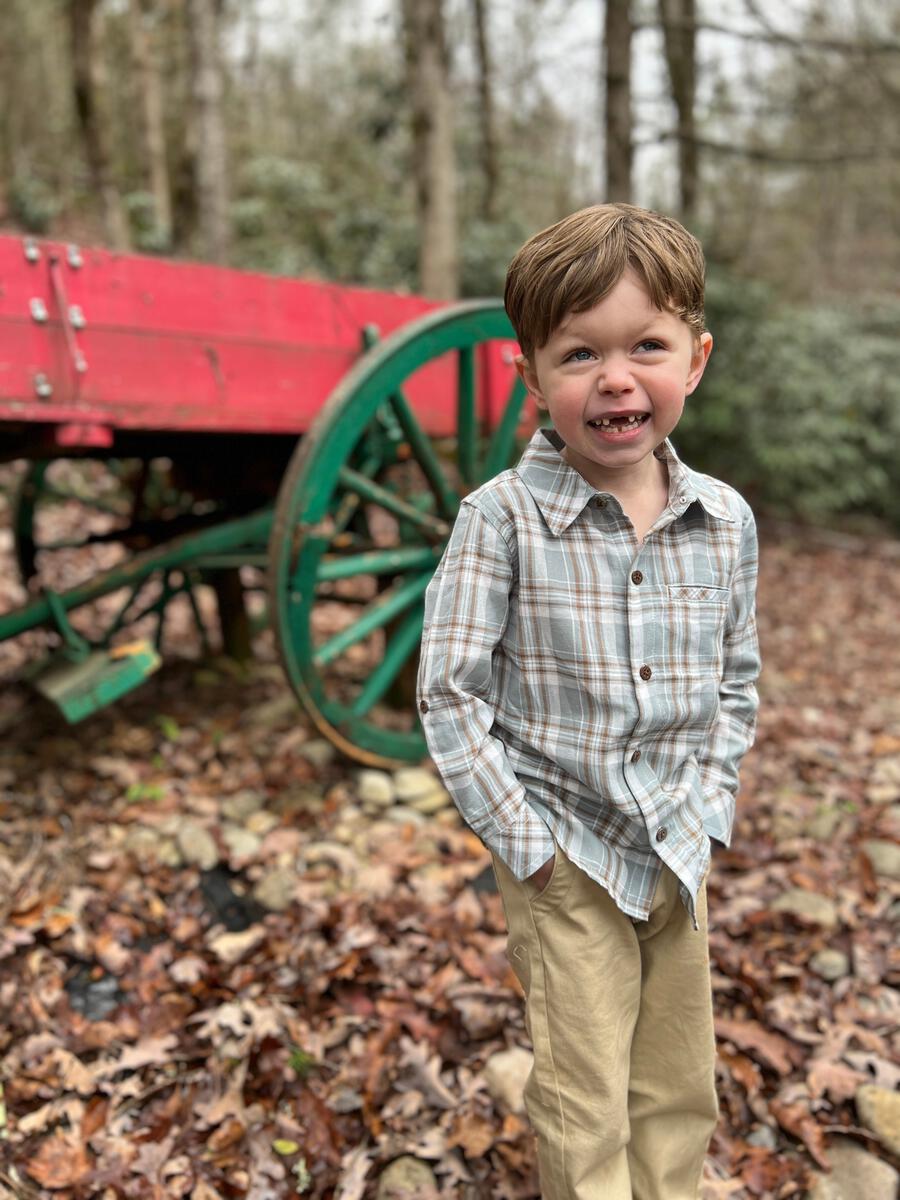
left=2, top=0, right=900, bottom=528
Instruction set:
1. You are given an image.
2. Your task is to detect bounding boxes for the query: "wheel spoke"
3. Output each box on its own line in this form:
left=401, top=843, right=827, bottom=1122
left=481, top=373, right=528, bottom=482
left=457, top=346, right=477, bottom=486
left=313, top=569, right=432, bottom=667
left=350, top=604, right=424, bottom=715
left=315, top=545, right=441, bottom=583
left=387, top=390, right=459, bottom=519
left=337, top=466, right=450, bottom=540
left=333, top=450, right=382, bottom=536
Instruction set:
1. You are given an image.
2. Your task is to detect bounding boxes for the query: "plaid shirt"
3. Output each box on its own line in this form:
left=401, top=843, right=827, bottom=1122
left=417, top=427, right=760, bottom=930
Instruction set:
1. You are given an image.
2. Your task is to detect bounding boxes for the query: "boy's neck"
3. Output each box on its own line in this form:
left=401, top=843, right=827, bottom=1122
left=561, top=444, right=670, bottom=505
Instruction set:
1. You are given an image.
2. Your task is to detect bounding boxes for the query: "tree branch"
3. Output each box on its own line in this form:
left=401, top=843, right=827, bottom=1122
left=641, top=130, right=900, bottom=165
left=636, top=17, right=900, bottom=55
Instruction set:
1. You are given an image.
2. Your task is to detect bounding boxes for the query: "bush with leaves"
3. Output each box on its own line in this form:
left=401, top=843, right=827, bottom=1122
left=675, top=273, right=900, bottom=529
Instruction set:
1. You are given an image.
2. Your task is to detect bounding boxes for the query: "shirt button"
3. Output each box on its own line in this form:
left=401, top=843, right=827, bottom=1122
left=656, top=826, right=668, bottom=842
left=595, top=496, right=607, bottom=508
left=631, top=570, right=643, bottom=585
left=631, top=749, right=641, bottom=763
left=639, top=665, right=652, bottom=681
left=419, top=701, right=429, bottom=713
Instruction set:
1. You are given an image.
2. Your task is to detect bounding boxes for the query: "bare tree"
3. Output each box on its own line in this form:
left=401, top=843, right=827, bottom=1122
left=471, top=0, right=499, bottom=220
left=129, top=0, right=172, bottom=247
left=401, top=0, right=458, bottom=299
left=659, top=0, right=698, bottom=219
left=604, top=0, right=633, bottom=202
left=187, top=0, right=229, bottom=263
left=69, top=0, right=130, bottom=249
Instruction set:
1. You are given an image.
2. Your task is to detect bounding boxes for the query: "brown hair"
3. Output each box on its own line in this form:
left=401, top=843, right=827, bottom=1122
left=504, top=203, right=706, bottom=359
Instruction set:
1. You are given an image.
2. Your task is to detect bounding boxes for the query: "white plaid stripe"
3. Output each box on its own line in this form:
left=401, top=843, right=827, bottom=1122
left=417, top=428, right=760, bottom=929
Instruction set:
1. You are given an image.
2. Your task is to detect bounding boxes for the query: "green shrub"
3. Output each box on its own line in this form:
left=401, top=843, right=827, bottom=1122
left=675, top=272, right=900, bottom=529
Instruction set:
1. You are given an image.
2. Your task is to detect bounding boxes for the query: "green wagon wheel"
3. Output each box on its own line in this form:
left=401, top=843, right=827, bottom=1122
left=269, top=301, right=527, bottom=767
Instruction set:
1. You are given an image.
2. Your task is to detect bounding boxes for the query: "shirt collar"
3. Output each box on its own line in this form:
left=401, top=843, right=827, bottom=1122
left=514, top=426, right=736, bottom=536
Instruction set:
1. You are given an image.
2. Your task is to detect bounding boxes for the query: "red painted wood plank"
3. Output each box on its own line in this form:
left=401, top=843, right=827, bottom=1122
left=0, top=234, right=523, bottom=442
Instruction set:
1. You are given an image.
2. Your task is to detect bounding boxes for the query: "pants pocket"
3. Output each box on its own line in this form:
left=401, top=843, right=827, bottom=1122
left=523, top=836, right=574, bottom=921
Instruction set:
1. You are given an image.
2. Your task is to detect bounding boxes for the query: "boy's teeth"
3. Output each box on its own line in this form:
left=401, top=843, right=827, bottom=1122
left=589, top=414, right=645, bottom=428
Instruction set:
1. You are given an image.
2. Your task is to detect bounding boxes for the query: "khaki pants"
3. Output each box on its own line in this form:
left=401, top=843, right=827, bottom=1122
left=491, top=837, right=719, bottom=1200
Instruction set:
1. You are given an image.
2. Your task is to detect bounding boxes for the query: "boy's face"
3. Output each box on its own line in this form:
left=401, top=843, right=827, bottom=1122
left=516, top=269, right=712, bottom=489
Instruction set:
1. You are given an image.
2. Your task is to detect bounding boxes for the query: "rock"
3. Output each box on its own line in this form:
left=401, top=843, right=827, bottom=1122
left=245, top=693, right=298, bottom=728
left=482, top=1046, right=533, bottom=1113
left=433, top=807, right=461, bottom=828
left=809, top=949, right=850, bottom=981
left=272, top=786, right=325, bottom=816
left=393, top=767, right=440, bottom=803
left=124, top=826, right=164, bottom=856
left=222, top=825, right=262, bottom=860
left=252, top=868, right=296, bottom=912
left=856, top=1084, right=900, bottom=1157
left=807, top=808, right=849, bottom=841
left=298, top=738, right=336, bottom=768
left=408, top=788, right=451, bottom=815
left=383, top=806, right=427, bottom=827
left=245, top=810, right=280, bottom=836
left=156, top=838, right=182, bottom=868
left=356, top=770, right=395, bottom=807
left=376, top=1156, right=438, bottom=1200
left=806, top=1135, right=898, bottom=1200
left=746, top=1124, right=778, bottom=1150
left=771, top=888, right=839, bottom=928
left=176, top=821, right=219, bottom=870
left=867, top=756, right=900, bottom=805
left=221, top=790, right=265, bottom=822
left=861, top=839, right=900, bottom=880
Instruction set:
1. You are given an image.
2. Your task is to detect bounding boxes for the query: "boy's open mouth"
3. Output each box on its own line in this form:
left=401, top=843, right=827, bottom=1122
left=586, top=412, right=650, bottom=432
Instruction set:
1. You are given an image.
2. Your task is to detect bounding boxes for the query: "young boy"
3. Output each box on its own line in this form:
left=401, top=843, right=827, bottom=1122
left=416, top=203, right=760, bottom=1200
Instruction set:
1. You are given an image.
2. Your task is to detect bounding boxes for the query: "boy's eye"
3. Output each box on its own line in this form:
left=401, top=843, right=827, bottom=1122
left=565, top=348, right=595, bottom=362
left=635, top=339, right=665, bottom=352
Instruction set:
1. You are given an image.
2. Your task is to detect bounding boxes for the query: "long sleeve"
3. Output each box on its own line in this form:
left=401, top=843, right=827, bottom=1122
left=416, top=501, right=555, bottom=879
left=698, top=502, right=761, bottom=847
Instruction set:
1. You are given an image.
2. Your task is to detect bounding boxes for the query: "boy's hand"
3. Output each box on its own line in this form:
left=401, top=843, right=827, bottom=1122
left=527, top=855, right=555, bottom=894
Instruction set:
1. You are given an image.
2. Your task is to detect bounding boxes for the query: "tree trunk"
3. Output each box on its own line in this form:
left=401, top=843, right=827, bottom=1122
left=187, top=0, right=229, bottom=262
left=603, top=0, right=633, bottom=203
left=129, top=0, right=172, bottom=247
left=401, top=0, right=458, bottom=299
left=69, top=0, right=130, bottom=249
left=659, top=0, right=698, bottom=219
left=471, top=0, right=498, bottom=221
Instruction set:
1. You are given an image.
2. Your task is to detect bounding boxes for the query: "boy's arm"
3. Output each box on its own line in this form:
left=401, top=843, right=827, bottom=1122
left=416, top=502, right=555, bottom=881
left=698, top=501, right=762, bottom=846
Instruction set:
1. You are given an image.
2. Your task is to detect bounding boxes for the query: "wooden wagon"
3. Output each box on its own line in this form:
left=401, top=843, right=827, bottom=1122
left=0, top=235, right=532, bottom=766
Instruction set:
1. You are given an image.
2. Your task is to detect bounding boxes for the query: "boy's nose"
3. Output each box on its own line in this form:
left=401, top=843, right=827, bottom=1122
left=597, top=361, right=635, bottom=395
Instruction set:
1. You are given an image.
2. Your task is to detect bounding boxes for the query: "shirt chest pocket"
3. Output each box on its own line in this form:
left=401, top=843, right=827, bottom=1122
left=664, top=583, right=730, bottom=672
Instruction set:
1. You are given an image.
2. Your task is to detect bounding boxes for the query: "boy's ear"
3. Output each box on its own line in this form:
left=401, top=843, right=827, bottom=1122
left=685, top=332, right=713, bottom=396
left=515, top=354, right=546, bottom=408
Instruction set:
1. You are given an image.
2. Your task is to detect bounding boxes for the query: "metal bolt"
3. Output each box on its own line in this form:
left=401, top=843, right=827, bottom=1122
left=69, top=305, right=86, bottom=330
left=67, top=244, right=83, bottom=269
left=34, top=373, right=53, bottom=398
left=30, top=298, right=48, bottom=323
left=24, top=238, right=40, bottom=264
